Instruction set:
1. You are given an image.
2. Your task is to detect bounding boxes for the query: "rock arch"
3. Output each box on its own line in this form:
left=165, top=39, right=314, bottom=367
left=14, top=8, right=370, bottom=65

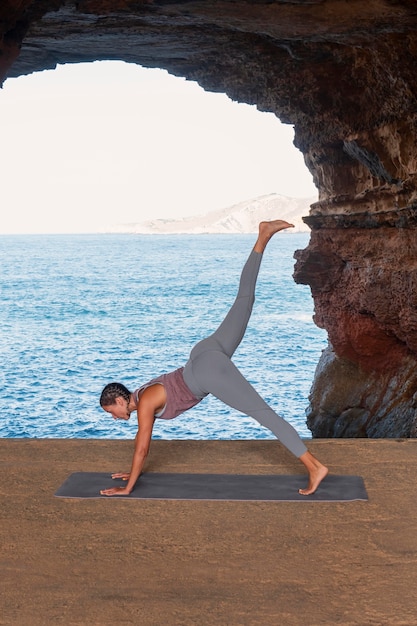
left=2, top=0, right=417, bottom=436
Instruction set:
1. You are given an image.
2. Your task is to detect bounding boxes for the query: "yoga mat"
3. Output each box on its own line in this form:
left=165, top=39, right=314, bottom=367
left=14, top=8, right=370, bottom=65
left=54, top=472, right=368, bottom=502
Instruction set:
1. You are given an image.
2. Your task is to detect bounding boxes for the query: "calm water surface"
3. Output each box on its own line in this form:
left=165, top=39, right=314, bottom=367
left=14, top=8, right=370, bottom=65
left=0, top=233, right=326, bottom=439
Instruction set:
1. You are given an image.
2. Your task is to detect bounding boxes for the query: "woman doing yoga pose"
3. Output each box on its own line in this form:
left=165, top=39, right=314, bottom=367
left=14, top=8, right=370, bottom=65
left=100, top=220, right=328, bottom=496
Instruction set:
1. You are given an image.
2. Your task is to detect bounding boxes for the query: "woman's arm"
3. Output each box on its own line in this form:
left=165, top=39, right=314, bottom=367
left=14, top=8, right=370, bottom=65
left=100, top=385, right=166, bottom=496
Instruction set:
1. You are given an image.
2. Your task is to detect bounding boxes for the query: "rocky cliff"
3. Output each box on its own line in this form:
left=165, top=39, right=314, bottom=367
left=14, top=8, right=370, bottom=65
left=2, top=0, right=417, bottom=437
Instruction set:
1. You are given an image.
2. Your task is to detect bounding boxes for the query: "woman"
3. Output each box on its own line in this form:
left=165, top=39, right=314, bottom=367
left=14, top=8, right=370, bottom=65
left=100, top=219, right=328, bottom=496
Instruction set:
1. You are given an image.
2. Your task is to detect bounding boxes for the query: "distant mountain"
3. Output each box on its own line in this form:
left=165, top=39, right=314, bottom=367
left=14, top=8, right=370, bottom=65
left=106, top=193, right=316, bottom=234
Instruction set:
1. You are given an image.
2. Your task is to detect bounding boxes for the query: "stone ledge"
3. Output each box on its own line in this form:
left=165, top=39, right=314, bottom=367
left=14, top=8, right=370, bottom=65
left=1, top=438, right=416, bottom=625
left=304, top=204, right=417, bottom=229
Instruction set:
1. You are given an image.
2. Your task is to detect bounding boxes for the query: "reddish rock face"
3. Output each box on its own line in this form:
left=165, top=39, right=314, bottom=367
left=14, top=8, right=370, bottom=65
left=294, top=226, right=417, bottom=437
left=295, top=226, right=417, bottom=371
left=2, top=0, right=417, bottom=436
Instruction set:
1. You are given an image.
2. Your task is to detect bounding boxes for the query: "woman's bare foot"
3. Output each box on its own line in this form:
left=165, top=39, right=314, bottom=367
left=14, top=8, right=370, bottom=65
left=298, top=451, right=329, bottom=496
left=254, top=219, right=294, bottom=253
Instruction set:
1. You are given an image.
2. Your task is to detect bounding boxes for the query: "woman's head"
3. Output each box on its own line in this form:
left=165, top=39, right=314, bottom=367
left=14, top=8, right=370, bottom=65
left=100, top=382, right=131, bottom=407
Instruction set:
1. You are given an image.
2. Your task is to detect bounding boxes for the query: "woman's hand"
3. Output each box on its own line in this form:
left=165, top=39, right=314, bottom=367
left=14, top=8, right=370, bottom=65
left=111, top=472, right=130, bottom=480
left=101, top=391, right=157, bottom=498
left=100, top=486, right=131, bottom=496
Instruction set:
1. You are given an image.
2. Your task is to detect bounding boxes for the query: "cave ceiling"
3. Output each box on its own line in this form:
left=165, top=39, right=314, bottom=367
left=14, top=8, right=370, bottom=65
left=2, top=2, right=417, bottom=145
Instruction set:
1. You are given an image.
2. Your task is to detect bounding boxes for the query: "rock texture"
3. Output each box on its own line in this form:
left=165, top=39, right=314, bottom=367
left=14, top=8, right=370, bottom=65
left=2, top=1, right=417, bottom=437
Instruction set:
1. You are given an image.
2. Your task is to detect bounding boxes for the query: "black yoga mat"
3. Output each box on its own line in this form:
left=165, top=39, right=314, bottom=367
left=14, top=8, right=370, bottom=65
left=54, top=472, right=368, bottom=502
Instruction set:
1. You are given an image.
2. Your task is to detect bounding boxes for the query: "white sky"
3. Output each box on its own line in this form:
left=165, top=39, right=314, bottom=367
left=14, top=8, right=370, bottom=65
left=0, top=61, right=317, bottom=234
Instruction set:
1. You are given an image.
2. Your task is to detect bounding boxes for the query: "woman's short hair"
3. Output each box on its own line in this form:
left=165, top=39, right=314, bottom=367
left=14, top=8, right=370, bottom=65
left=100, top=382, right=131, bottom=407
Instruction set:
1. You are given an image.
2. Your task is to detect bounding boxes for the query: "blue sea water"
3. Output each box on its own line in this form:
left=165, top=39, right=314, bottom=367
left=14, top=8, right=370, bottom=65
left=0, top=233, right=326, bottom=440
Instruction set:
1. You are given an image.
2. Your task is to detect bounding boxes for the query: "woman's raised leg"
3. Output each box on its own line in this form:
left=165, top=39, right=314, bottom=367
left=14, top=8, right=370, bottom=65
left=203, top=220, right=295, bottom=358
left=183, top=220, right=295, bottom=395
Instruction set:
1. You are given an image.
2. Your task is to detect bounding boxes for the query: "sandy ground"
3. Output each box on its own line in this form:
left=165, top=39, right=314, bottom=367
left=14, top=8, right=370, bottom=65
left=1, top=438, right=417, bottom=626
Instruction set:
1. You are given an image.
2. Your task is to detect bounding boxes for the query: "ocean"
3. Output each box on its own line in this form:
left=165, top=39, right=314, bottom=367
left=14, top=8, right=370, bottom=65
left=0, top=233, right=326, bottom=440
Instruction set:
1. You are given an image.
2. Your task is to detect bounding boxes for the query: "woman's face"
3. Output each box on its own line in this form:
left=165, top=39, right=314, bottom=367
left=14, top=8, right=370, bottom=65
left=102, top=396, right=130, bottom=420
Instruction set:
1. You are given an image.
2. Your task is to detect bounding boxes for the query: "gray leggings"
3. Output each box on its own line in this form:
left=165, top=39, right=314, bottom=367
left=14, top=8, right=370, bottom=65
left=183, top=249, right=307, bottom=458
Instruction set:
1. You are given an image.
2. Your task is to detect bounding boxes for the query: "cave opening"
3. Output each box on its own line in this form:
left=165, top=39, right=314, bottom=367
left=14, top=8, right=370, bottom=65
left=0, top=58, right=327, bottom=440
left=1, top=60, right=317, bottom=234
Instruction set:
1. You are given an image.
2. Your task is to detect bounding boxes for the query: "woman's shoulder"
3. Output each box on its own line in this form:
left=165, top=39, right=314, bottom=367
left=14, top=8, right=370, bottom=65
left=137, top=383, right=167, bottom=416
left=137, top=380, right=166, bottom=399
